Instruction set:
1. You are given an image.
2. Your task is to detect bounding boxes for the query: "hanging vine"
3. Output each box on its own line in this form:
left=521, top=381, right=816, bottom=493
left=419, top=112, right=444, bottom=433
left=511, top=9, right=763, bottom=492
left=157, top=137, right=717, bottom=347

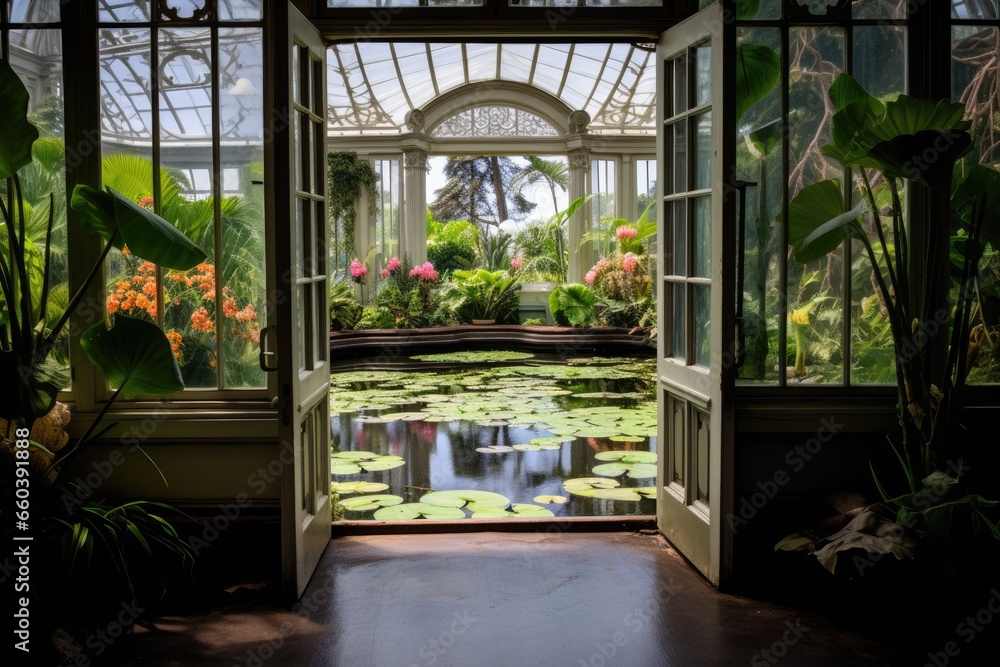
left=328, top=151, right=379, bottom=255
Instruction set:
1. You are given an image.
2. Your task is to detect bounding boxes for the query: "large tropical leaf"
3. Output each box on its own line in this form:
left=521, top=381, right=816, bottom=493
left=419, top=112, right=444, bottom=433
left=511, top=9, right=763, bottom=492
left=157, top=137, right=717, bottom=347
left=736, top=44, right=781, bottom=121
left=70, top=185, right=125, bottom=251
left=823, top=100, right=885, bottom=169
left=868, top=131, right=973, bottom=186
left=735, top=0, right=761, bottom=21
left=827, top=73, right=885, bottom=114
left=952, top=165, right=1000, bottom=248
left=747, top=118, right=782, bottom=158
left=781, top=180, right=865, bottom=264
left=80, top=315, right=184, bottom=398
left=549, top=283, right=596, bottom=327
left=0, top=59, right=39, bottom=180
left=112, top=189, right=206, bottom=269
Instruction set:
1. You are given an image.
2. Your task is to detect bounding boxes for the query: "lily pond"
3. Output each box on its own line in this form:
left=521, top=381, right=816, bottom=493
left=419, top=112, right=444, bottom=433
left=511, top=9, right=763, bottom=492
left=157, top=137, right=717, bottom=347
left=329, top=351, right=658, bottom=521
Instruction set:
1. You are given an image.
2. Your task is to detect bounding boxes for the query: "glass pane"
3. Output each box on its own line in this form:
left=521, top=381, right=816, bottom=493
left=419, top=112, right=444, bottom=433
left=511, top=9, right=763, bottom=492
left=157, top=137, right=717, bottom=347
left=693, top=197, right=711, bottom=278
left=297, top=286, right=305, bottom=371
left=854, top=26, right=905, bottom=100
left=329, top=0, right=484, bottom=5
left=591, top=159, right=616, bottom=258
left=736, top=26, right=781, bottom=384
left=672, top=56, right=687, bottom=116
left=951, top=0, right=999, bottom=19
left=671, top=397, right=685, bottom=485
left=99, top=1, right=151, bottom=22
left=788, top=27, right=845, bottom=384
left=159, top=28, right=216, bottom=389
left=850, top=236, right=896, bottom=385
left=219, top=0, right=263, bottom=20
left=671, top=283, right=685, bottom=358
left=694, top=284, right=711, bottom=367
left=220, top=27, right=265, bottom=388
left=513, top=0, right=661, bottom=5
left=672, top=200, right=686, bottom=275
left=9, top=0, right=58, bottom=22
left=853, top=0, right=907, bottom=19
left=735, top=0, right=780, bottom=20
left=162, top=0, right=209, bottom=20
left=670, top=120, right=686, bottom=194
left=694, top=408, right=710, bottom=505
left=2, top=29, right=68, bottom=380
left=693, top=43, right=711, bottom=108
left=693, top=111, right=712, bottom=190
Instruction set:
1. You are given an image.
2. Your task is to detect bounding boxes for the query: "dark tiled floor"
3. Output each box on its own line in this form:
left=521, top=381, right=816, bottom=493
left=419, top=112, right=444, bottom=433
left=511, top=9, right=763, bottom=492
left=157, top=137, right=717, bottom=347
left=115, top=531, right=896, bottom=666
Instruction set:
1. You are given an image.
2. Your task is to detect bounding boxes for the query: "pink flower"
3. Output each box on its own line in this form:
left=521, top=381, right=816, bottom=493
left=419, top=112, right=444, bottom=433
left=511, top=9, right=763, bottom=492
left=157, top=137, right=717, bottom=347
left=616, top=225, right=637, bottom=240
left=595, top=257, right=609, bottom=272
left=584, top=270, right=597, bottom=284
left=622, top=252, right=638, bottom=272
left=511, top=256, right=523, bottom=270
left=408, top=261, right=439, bottom=282
left=380, top=269, right=389, bottom=279
left=386, top=257, right=402, bottom=275
left=349, top=258, right=367, bottom=283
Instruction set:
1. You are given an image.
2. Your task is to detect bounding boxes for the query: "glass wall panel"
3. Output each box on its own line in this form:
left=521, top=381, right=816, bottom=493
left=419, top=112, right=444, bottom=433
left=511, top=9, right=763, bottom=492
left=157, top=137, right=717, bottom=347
left=372, top=158, right=400, bottom=288
left=591, top=158, right=616, bottom=259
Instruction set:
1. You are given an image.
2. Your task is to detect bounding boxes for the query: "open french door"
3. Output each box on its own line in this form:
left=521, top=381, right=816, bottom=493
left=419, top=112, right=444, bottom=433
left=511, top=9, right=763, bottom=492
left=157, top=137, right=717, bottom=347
left=266, top=4, right=331, bottom=598
left=656, top=2, right=735, bottom=587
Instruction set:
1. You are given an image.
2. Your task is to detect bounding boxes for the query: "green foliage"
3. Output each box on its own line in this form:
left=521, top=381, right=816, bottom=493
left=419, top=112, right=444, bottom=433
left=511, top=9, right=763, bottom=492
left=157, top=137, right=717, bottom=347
left=330, top=281, right=362, bottom=330
left=442, top=269, right=521, bottom=323
left=426, top=218, right=480, bottom=275
left=549, top=284, right=596, bottom=327
left=737, top=44, right=781, bottom=121
left=478, top=231, right=513, bottom=272
left=429, top=155, right=535, bottom=230
left=357, top=305, right=395, bottom=330
left=328, top=151, right=379, bottom=253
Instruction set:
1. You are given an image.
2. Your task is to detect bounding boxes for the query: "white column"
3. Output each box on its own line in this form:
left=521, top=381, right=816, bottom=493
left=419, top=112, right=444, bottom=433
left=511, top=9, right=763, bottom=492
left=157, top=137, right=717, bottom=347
left=567, top=148, right=591, bottom=283
left=620, top=154, right=635, bottom=221
left=402, top=148, right=428, bottom=265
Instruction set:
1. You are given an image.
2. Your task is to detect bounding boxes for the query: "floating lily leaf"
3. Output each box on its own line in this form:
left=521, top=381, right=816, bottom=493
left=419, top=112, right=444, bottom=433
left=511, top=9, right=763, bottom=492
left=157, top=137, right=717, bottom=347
left=373, top=503, right=466, bottom=521
left=530, top=436, right=573, bottom=446
left=331, top=482, right=390, bottom=495
left=533, top=495, right=568, bottom=504
left=330, top=452, right=406, bottom=474
left=563, top=477, right=644, bottom=501
left=339, top=494, right=404, bottom=512
left=513, top=443, right=561, bottom=451
left=592, top=462, right=658, bottom=479
left=476, top=445, right=515, bottom=454
left=594, top=451, right=658, bottom=463
left=472, top=504, right=555, bottom=519
left=376, top=412, right=427, bottom=422
left=635, top=488, right=657, bottom=499
left=421, top=490, right=511, bottom=511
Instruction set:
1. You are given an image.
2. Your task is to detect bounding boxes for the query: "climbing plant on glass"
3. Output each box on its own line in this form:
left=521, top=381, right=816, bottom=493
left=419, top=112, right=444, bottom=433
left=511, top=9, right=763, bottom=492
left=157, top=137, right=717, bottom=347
left=328, top=151, right=379, bottom=273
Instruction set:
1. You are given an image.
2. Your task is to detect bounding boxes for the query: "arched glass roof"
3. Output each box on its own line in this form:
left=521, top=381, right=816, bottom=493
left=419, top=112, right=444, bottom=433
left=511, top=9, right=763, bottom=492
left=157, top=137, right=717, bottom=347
left=328, top=42, right=656, bottom=136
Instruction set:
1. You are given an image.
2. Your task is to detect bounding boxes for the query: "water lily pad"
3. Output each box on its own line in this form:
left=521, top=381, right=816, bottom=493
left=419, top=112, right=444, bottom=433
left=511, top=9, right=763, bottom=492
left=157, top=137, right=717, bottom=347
left=530, top=436, right=573, bottom=446
left=330, top=452, right=406, bottom=474
left=376, top=412, right=427, bottom=422
left=421, top=490, right=511, bottom=511
left=636, top=488, right=657, bottom=499
left=594, top=451, right=658, bottom=463
left=331, top=482, right=389, bottom=495
left=471, top=504, right=555, bottom=518
left=563, top=477, right=621, bottom=492
left=533, top=495, right=568, bottom=504
left=476, top=445, right=515, bottom=454
left=592, top=462, right=658, bottom=479
left=339, top=494, right=404, bottom=512
left=513, top=443, right=562, bottom=451
left=373, top=503, right=466, bottom=520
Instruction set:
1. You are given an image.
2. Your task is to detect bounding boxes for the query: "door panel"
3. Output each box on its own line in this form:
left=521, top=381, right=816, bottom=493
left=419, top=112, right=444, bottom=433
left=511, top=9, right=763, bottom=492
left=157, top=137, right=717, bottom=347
left=656, top=1, right=734, bottom=586
left=269, top=4, right=331, bottom=599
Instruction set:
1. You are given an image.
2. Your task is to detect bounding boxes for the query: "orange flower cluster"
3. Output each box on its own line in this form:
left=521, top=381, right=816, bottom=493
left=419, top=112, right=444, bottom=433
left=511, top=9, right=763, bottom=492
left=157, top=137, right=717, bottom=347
left=165, top=263, right=216, bottom=300
left=190, top=306, right=214, bottom=333
left=107, top=260, right=158, bottom=319
left=166, top=330, right=183, bottom=361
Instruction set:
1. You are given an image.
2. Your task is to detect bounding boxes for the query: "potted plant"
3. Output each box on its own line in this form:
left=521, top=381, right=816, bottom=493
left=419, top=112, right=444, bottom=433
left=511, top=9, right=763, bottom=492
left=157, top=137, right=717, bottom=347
left=0, top=58, right=202, bottom=653
left=776, top=73, right=1000, bottom=569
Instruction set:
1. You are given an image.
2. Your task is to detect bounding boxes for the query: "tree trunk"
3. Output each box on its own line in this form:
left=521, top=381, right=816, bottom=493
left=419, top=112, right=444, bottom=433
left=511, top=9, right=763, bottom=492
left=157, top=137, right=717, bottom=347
left=490, top=156, right=509, bottom=223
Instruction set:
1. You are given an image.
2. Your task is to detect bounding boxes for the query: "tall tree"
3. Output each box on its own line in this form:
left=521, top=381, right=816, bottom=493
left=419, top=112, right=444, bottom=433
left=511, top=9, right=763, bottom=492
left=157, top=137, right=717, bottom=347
left=429, top=156, right=535, bottom=232
left=511, top=155, right=568, bottom=213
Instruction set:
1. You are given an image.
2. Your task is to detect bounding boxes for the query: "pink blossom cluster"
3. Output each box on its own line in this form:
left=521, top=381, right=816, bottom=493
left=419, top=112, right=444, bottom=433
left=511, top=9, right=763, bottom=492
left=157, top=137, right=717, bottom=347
left=616, top=225, right=637, bottom=240
left=511, top=256, right=523, bottom=270
left=386, top=256, right=402, bottom=275
left=409, top=261, right=439, bottom=282
left=584, top=257, right=609, bottom=284
left=622, top=252, right=638, bottom=272
left=349, top=258, right=367, bottom=283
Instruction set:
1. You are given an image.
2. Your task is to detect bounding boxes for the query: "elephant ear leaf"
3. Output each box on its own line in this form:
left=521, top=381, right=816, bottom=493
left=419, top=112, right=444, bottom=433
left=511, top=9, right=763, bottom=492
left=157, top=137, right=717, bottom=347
left=952, top=165, right=1000, bottom=249
left=111, top=189, right=207, bottom=270
left=71, top=185, right=125, bottom=250
left=81, top=315, right=184, bottom=398
left=0, top=59, right=40, bottom=180
left=736, top=44, right=781, bottom=121
left=781, top=180, right=866, bottom=264
left=828, top=73, right=884, bottom=115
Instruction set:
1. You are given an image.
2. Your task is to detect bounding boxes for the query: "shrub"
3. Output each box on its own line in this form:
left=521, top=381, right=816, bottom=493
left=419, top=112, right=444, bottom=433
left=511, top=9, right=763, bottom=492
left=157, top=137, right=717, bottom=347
left=442, top=269, right=520, bottom=323
left=549, top=284, right=596, bottom=327
left=330, top=282, right=362, bottom=330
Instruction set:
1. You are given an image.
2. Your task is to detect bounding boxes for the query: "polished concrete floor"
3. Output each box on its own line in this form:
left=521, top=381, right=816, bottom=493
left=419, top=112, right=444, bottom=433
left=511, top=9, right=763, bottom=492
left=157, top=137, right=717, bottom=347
left=114, top=531, right=897, bottom=666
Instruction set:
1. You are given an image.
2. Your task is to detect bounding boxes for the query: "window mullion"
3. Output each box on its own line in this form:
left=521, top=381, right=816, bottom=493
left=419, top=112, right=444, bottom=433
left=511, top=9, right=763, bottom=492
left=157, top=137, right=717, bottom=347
left=211, top=24, right=224, bottom=389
